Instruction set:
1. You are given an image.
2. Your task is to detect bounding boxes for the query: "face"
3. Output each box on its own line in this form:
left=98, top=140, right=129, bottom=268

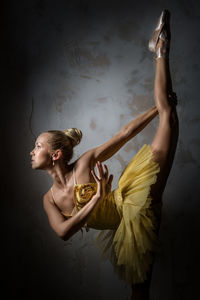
left=30, top=133, right=53, bottom=170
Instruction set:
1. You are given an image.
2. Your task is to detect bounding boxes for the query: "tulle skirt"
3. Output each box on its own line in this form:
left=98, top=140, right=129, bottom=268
left=87, top=144, right=162, bottom=284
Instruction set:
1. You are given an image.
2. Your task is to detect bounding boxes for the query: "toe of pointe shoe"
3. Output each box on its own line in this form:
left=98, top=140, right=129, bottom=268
left=148, top=9, right=170, bottom=53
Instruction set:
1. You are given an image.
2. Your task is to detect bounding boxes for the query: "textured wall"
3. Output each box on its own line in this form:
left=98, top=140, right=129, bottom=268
left=2, top=0, right=200, bottom=299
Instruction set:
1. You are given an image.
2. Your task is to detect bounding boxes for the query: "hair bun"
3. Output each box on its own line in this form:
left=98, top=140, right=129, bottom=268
left=63, top=128, right=82, bottom=147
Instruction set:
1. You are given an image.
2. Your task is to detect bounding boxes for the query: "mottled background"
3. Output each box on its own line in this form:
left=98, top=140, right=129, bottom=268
left=2, top=0, right=200, bottom=299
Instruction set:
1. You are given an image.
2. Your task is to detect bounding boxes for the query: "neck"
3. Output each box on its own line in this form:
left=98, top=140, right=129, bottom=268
left=46, top=162, right=74, bottom=189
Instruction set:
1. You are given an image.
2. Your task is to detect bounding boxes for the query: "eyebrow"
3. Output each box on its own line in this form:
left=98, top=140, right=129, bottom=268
left=35, top=142, right=43, bottom=146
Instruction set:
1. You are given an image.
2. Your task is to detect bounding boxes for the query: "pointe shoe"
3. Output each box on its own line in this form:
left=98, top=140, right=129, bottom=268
left=156, top=27, right=171, bottom=59
left=149, top=10, right=171, bottom=59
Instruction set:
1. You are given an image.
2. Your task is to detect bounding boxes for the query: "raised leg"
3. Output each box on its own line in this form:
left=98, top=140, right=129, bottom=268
left=150, top=24, right=179, bottom=205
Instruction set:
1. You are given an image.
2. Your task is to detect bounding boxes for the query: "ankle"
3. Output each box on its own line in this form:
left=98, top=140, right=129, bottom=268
left=155, top=49, right=169, bottom=60
left=156, top=39, right=165, bottom=51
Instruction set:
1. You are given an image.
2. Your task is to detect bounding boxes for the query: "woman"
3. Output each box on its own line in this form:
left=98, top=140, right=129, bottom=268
left=30, top=10, right=178, bottom=299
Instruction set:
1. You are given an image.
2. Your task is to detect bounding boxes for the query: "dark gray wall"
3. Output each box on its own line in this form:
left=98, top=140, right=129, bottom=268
left=2, top=0, right=200, bottom=299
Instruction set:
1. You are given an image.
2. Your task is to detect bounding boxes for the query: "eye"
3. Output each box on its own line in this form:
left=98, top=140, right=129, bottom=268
left=37, top=145, right=41, bottom=149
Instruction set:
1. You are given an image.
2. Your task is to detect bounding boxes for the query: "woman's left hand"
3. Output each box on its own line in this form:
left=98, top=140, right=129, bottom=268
left=91, top=161, right=113, bottom=201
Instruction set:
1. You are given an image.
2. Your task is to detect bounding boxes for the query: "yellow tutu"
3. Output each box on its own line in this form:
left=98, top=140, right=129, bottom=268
left=68, top=144, right=161, bottom=284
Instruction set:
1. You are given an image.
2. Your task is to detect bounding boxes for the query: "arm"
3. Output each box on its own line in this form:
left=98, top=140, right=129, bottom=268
left=43, top=192, right=100, bottom=240
left=43, top=162, right=113, bottom=241
left=83, top=106, right=158, bottom=164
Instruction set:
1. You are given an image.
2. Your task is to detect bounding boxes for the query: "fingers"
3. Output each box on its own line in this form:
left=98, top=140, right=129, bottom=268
left=97, top=161, right=103, bottom=179
left=91, top=161, right=109, bottom=182
left=91, top=162, right=114, bottom=197
left=107, top=174, right=113, bottom=186
left=103, top=163, right=108, bottom=180
left=91, top=169, right=99, bottom=182
left=96, top=161, right=108, bottom=180
left=106, top=174, right=113, bottom=193
left=91, top=161, right=103, bottom=182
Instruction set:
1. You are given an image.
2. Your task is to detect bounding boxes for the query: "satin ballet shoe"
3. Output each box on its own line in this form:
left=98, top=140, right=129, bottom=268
left=155, top=27, right=171, bottom=59
left=148, top=9, right=170, bottom=56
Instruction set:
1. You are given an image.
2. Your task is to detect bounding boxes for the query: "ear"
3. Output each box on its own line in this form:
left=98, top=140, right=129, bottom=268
left=52, top=149, right=63, bottom=161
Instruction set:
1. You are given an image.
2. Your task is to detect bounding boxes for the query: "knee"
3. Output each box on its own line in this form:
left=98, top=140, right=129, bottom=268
left=156, top=94, right=178, bottom=118
left=157, top=109, right=172, bottom=126
left=154, top=93, right=172, bottom=113
left=159, top=105, right=179, bottom=127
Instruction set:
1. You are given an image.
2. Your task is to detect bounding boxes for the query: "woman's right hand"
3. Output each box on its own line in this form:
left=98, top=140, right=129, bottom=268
left=91, top=161, right=113, bottom=201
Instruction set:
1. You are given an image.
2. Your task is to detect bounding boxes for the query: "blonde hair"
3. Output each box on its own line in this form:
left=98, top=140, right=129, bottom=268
left=46, top=128, right=82, bottom=163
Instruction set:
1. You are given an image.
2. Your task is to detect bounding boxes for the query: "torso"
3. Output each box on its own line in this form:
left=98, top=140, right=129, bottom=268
left=50, top=179, right=75, bottom=216
left=48, top=157, right=96, bottom=216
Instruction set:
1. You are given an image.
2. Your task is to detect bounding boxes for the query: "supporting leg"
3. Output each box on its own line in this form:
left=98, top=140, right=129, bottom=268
left=131, top=262, right=154, bottom=300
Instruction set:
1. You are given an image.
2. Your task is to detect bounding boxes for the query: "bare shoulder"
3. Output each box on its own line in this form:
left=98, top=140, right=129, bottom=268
left=71, top=153, right=96, bottom=184
left=75, top=150, right=95, bottom=170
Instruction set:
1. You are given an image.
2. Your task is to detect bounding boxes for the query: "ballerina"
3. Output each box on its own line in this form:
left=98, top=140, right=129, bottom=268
left=30, top=9, right=178, bottom=300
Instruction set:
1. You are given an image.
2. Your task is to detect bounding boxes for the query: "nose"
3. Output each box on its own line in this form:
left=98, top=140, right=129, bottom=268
left=30, top=149, right=34, bottom=156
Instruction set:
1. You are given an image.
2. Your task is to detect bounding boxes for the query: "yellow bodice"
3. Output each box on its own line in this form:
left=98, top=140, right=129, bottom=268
left=74, top=182, right=97, bottom=210
left=60, top=167, right=121, bottom=230
left=61, top=182, right=121, bottom=231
